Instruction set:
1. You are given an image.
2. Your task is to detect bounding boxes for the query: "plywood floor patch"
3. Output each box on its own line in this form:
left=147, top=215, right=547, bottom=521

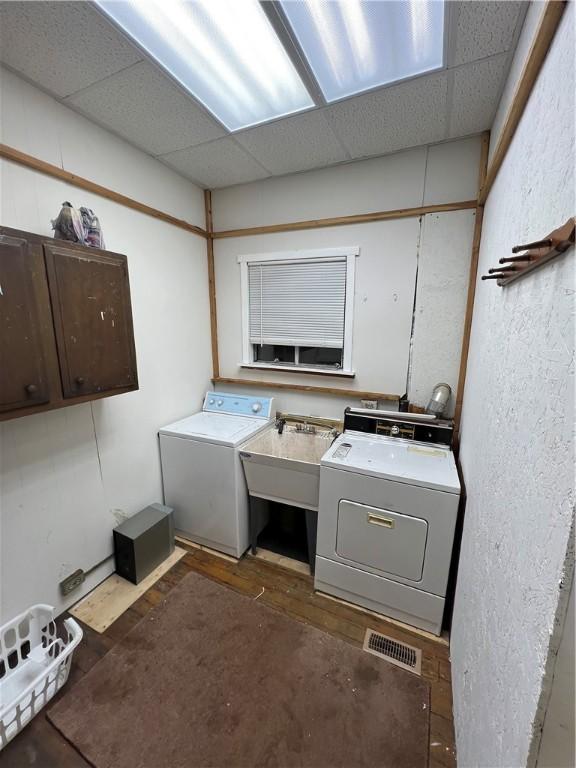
left=70, top=547, right=186, bottom=633
left=250, top=548, right=312, bottom=577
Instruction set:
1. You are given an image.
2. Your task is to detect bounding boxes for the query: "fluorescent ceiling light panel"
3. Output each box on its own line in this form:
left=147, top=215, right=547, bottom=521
left=95, top=0, right=314, bottom=131
left=280, top=0, right=445, bottom=102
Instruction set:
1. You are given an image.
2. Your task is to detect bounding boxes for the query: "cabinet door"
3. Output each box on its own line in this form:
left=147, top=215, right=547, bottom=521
left=0, top=234, right=50, bottom=411
left=44, top=244, right=138, bottom=398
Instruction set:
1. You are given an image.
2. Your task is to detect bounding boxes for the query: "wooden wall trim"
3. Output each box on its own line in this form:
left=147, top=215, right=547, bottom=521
left=453, top=131, right=491, bottom=439
left=479, top=1, right=567, bottom=205
left=204, top=190, right=220, bottom=379
left=240, top=363, right=355, bottom=379
left=0, top=143, right=208, bottom=239
left=212, top=200, right=477, bottom=239
left=212, top=377, right=400, bottom=402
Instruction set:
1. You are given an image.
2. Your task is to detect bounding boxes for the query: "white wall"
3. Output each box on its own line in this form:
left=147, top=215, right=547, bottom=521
left=452, top=4, right=575, bottom=767
left=212, top=138, right=479, bottom=417
left=215, top=219, right=419, bottom=399
left=0, top=68, right=212, bottom=621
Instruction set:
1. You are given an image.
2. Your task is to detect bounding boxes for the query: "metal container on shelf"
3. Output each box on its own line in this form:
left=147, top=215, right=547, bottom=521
left=426, top=383, right=451, bottom=417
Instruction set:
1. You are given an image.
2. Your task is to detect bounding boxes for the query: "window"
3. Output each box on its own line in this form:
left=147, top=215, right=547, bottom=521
left=239, top=248, right=357, bottom=375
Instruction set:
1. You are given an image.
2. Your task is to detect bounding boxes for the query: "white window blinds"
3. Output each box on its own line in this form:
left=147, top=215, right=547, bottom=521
left=248, top=258, right=347, bottom=348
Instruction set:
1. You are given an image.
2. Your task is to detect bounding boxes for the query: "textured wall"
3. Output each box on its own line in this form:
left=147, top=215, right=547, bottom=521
left=452, top=5, right=575, bottom=767
left=409, top=210, right=476, bottom=416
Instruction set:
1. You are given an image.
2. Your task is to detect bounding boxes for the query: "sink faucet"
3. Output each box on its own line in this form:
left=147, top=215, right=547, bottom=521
left=275, top=418, right=286, bottom=435
left=295, top=420, right=316, bottom=434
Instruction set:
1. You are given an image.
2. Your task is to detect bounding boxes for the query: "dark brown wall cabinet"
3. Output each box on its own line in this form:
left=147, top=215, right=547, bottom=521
left=0, top=226, right=138, bottom=421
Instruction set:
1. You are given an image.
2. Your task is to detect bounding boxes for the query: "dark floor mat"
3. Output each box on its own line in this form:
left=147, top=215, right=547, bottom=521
left=48, top=570, right=430, bottom=768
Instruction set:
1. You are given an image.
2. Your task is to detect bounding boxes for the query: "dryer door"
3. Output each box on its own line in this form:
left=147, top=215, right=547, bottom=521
left=336, top=500, right=428, bottom=582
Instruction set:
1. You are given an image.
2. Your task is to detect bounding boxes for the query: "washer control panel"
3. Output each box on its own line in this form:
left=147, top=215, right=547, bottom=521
left=203, top=392, right=273, bottom=419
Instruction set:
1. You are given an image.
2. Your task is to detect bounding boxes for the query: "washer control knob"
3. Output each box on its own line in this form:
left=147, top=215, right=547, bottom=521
left=209, top=399, right=215, bottom=405
left=217, top=400, right=223, bottom=406
left=252, top=402, right=262, bottom=413
left=390, top=425, right=400, bottom=436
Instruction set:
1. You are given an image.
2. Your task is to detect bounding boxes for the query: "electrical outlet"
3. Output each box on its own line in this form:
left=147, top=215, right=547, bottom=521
left=361, top=400, right=378, bottom=410
left=60, top=569, right=85, bottom=596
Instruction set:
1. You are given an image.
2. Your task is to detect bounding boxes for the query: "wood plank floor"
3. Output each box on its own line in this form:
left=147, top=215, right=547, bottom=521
left=0, top=544, right=456, bottom=768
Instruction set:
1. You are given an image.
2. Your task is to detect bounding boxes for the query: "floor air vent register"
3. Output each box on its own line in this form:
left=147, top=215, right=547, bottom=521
left=363, top=629, right=422, bottom=675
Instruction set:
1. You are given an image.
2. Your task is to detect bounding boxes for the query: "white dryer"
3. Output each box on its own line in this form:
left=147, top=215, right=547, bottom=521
left=159, top=392, right=274, bottom=558
left=315, top=409, right=460, bottom=635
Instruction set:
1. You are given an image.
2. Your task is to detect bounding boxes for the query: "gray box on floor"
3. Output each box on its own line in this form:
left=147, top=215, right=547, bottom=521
left=114, top=503, right=174, bottom=584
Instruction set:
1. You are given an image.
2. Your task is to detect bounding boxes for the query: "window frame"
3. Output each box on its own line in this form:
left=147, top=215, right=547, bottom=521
left=238, top=246, right=358, bottom=376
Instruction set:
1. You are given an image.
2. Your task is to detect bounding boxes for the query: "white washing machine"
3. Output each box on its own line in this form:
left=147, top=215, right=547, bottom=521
left=315, top=409, right=460, bottom=635
left=159, top=392, right=274, bottom=558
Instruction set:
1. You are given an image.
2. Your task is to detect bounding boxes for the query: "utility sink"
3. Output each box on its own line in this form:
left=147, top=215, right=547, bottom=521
left=240, top=425, right=337, bottom=511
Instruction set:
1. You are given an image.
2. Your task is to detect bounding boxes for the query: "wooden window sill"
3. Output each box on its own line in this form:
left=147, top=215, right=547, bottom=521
left=239, top=363, right=356, bottom=379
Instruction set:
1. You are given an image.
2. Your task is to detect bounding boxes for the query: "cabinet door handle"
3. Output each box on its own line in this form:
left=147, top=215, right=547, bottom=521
left=367, top=513, right=395, bottom=529
left=25, top=383, right=38, bottom=395
left=75, top=377, right=85, bottom=386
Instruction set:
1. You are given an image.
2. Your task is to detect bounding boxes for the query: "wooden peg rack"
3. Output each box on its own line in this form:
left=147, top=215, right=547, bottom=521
left=482, top=216, right=575, bottom=286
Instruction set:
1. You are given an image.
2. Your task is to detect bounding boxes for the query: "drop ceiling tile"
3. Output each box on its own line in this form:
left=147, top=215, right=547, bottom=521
left=324, top=73, right=448, bottom=159
left=449, top=55, right=509, bottom=138
left=235, top=110, right=349, bottom=175
left=0, top=1, right=142, bottom=98
left=160, top=139, right=270, bottom=189
left=452, top=1, right=525, bottom=67
left=66, top=62, right=225, bottom=156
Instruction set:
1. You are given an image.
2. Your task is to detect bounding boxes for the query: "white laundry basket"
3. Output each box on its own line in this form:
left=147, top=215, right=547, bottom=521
left=0, top=604, right=82, bottom=749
